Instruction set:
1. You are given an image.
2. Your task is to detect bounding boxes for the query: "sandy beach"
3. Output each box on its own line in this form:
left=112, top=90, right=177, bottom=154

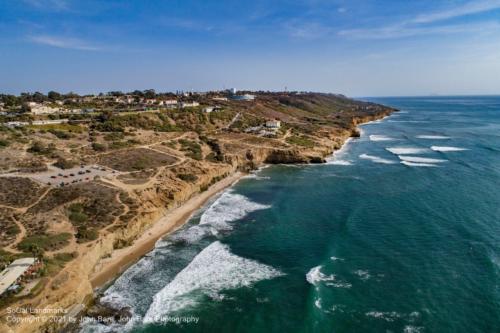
left=89, top=171, right=244, bottom=289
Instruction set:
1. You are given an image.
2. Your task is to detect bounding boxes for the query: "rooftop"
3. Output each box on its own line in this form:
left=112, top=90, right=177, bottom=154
left=0, top=257, right=36, bottom=295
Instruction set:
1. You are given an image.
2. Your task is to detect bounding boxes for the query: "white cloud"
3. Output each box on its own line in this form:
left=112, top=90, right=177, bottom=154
left=339, top=21, right=500, bottom=39
left=412, top=0, right=500, bottom=24
left=29, top=35, right=100, bottom=51
left=339, top=0, right=500, bottom=39
left=23, top=0, right=69, bottom=10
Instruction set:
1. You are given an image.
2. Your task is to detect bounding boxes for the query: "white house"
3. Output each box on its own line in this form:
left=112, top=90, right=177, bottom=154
left=181, top=101, right=200, bottom=108
left=164, top=100, right=178, bottom=106
left=202, top=106, right=222, bottom=113
left=265, top=120, right=281, bottom=129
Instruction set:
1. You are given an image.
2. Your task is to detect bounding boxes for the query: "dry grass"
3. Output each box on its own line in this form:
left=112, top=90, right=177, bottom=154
left=98, top=148, right=177, bottom=171
left=0, top=177, right=47, bottom=207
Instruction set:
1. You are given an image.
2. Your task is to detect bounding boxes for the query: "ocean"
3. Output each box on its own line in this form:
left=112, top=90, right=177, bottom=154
left=80, top=96, right=500, bottom=333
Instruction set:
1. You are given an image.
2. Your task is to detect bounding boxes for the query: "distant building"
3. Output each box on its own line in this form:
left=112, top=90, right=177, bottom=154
left=212, top=97, right=228, bottom=101
left=202, top=106, right=222, bottom=113
left=230, top=94, right=255, bottom=101
left=180, top=101, right=200, bottom=108
left=0, top=258, right=41, bottom=296
left=145, top=99, right=157, bottom=105
left=28, top=102, right=61, bottom=115
left=265, top=120, right=281, bottom=129
left=164, top=100, right=178, bottom=106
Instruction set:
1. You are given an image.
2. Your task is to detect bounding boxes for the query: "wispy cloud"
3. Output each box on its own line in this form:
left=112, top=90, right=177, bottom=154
left=29, top=35, right=100, bottom=50
left=412, top=0, right=500, bottom=24
left=23, top=0, right=69, bottom=11
left=339, top=21, right=500, bottom=39
left=339, top=0, right=500, bottom=39
left=284, top=21, right=332, bottom=39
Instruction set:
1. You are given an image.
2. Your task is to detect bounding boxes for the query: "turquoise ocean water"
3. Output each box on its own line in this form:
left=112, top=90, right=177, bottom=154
left=81, top=96, right=500, bottom=333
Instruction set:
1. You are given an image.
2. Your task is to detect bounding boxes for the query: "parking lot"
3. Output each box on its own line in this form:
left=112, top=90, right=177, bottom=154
left=29, top=164, right=116, bottom=187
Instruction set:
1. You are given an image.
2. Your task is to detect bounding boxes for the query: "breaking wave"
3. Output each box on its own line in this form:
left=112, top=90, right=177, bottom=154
left=199, top=190, right=271, bottom=230
left=401, top=161, right=439, bottom=167
left=430, top=146, right=468, bottom=152
left=369, top=135, right=397, bottom=141
left=359, top=154, right=397, bottom=164
left=143, top=241, right=283, bottom=323
left=398, top=156, right=447, bottom=163
left=306, top=266, right=336, bottom=285
left=416, top=135, right=450, bottom=139
left=306, top=266, right=351, bottom=288
left=386, top=147, right=431, bottom=155
left=327, top=159, right=353, bottom=166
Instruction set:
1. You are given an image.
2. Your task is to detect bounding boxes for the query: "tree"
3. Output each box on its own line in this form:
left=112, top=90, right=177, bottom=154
left=32, top=92, right=47, bottom=103
left=1, top=94, right=18, bottom=107
left=28, top=244, right=44, bottom=261
left=48, top=91, right=62, bottom=100
left=143, top=89, right=156, bottom=99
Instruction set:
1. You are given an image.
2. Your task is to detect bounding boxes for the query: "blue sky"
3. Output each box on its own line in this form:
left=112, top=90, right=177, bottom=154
left=1, top=0, right=500, bottom=96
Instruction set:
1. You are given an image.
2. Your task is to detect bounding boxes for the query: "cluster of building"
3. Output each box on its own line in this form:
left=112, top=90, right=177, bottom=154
left=0, top=258, right=42, bottom=297
left=245, top=119, right=282, bottom=137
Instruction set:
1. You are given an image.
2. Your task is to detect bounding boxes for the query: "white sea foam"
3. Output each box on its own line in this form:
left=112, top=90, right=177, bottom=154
left=306, top=266, right=336, bottom=285
left=328, top=159, right=353, bottom=166
left=430, top=146, right=468, bottom=152
left=243, top=173, right=270, bottom=180
left=369, top=135, right=397, bottom=142
left=401, top=161, right=439, bottom=167
left=388, top=120, right=428, bottom=123
left=353, top=270, right=371, bottom=281
left=306, top=266, right=351, bottom=288
left=325, top=281, right=352, bottom=288
left=327, top=137, right=354, bottom=165
left=398, top=156, right=447, bottom=163
left=330, top=256, right=345, bottom=261
left=386, top=147, right=430, bottom=155
left=199, top=191, right=270, bottom=230
left=314, top=298, right=322, bottom=310
left=416, top=135, right=450, bottom=139
left=143, top=241, right=283, bottom=322
left=169, top=225, right=218, bottom=244
left=404, top=326, right=423, bottom=333
left=366, top=311, right=401, bottom=322
left=359, top=154, right=397, bottom=164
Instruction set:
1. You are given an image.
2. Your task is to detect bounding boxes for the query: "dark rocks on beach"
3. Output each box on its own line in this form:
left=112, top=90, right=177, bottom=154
left=86, top=300, right=133, bottom=325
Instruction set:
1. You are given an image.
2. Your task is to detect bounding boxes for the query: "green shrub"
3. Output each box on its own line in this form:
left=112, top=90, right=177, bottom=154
left=48, top=129, right=73, bottom=140
left=28, top=141, right=56, bottom=155
left=17, top=233, right=71, bottom=252
left=286, top=135, right=315, bottom=148
left=91, top=142, right=106, bottom=152
left=53, top=158, right=76, bottom=169
left=178, top=173, right=198, bottom=182
left=0, top=139, right=9, bottom=148
left=75, top=226, right=98, bottom=243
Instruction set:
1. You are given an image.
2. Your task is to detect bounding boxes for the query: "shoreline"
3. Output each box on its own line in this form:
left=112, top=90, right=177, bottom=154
left=89, top=171, right=244, bottom=290
left=89, top=113, right=396, bottom=290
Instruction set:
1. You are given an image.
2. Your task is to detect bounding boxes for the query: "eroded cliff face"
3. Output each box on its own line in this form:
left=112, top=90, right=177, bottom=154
left=2, top=109, right=394, bottom=333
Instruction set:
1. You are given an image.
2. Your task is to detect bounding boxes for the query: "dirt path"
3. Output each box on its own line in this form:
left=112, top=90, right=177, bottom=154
left=4, top=215, right=26, bottom=253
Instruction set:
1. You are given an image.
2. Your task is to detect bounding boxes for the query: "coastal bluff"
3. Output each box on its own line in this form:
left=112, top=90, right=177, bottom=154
left=0, top=92, right=394, bottom=333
